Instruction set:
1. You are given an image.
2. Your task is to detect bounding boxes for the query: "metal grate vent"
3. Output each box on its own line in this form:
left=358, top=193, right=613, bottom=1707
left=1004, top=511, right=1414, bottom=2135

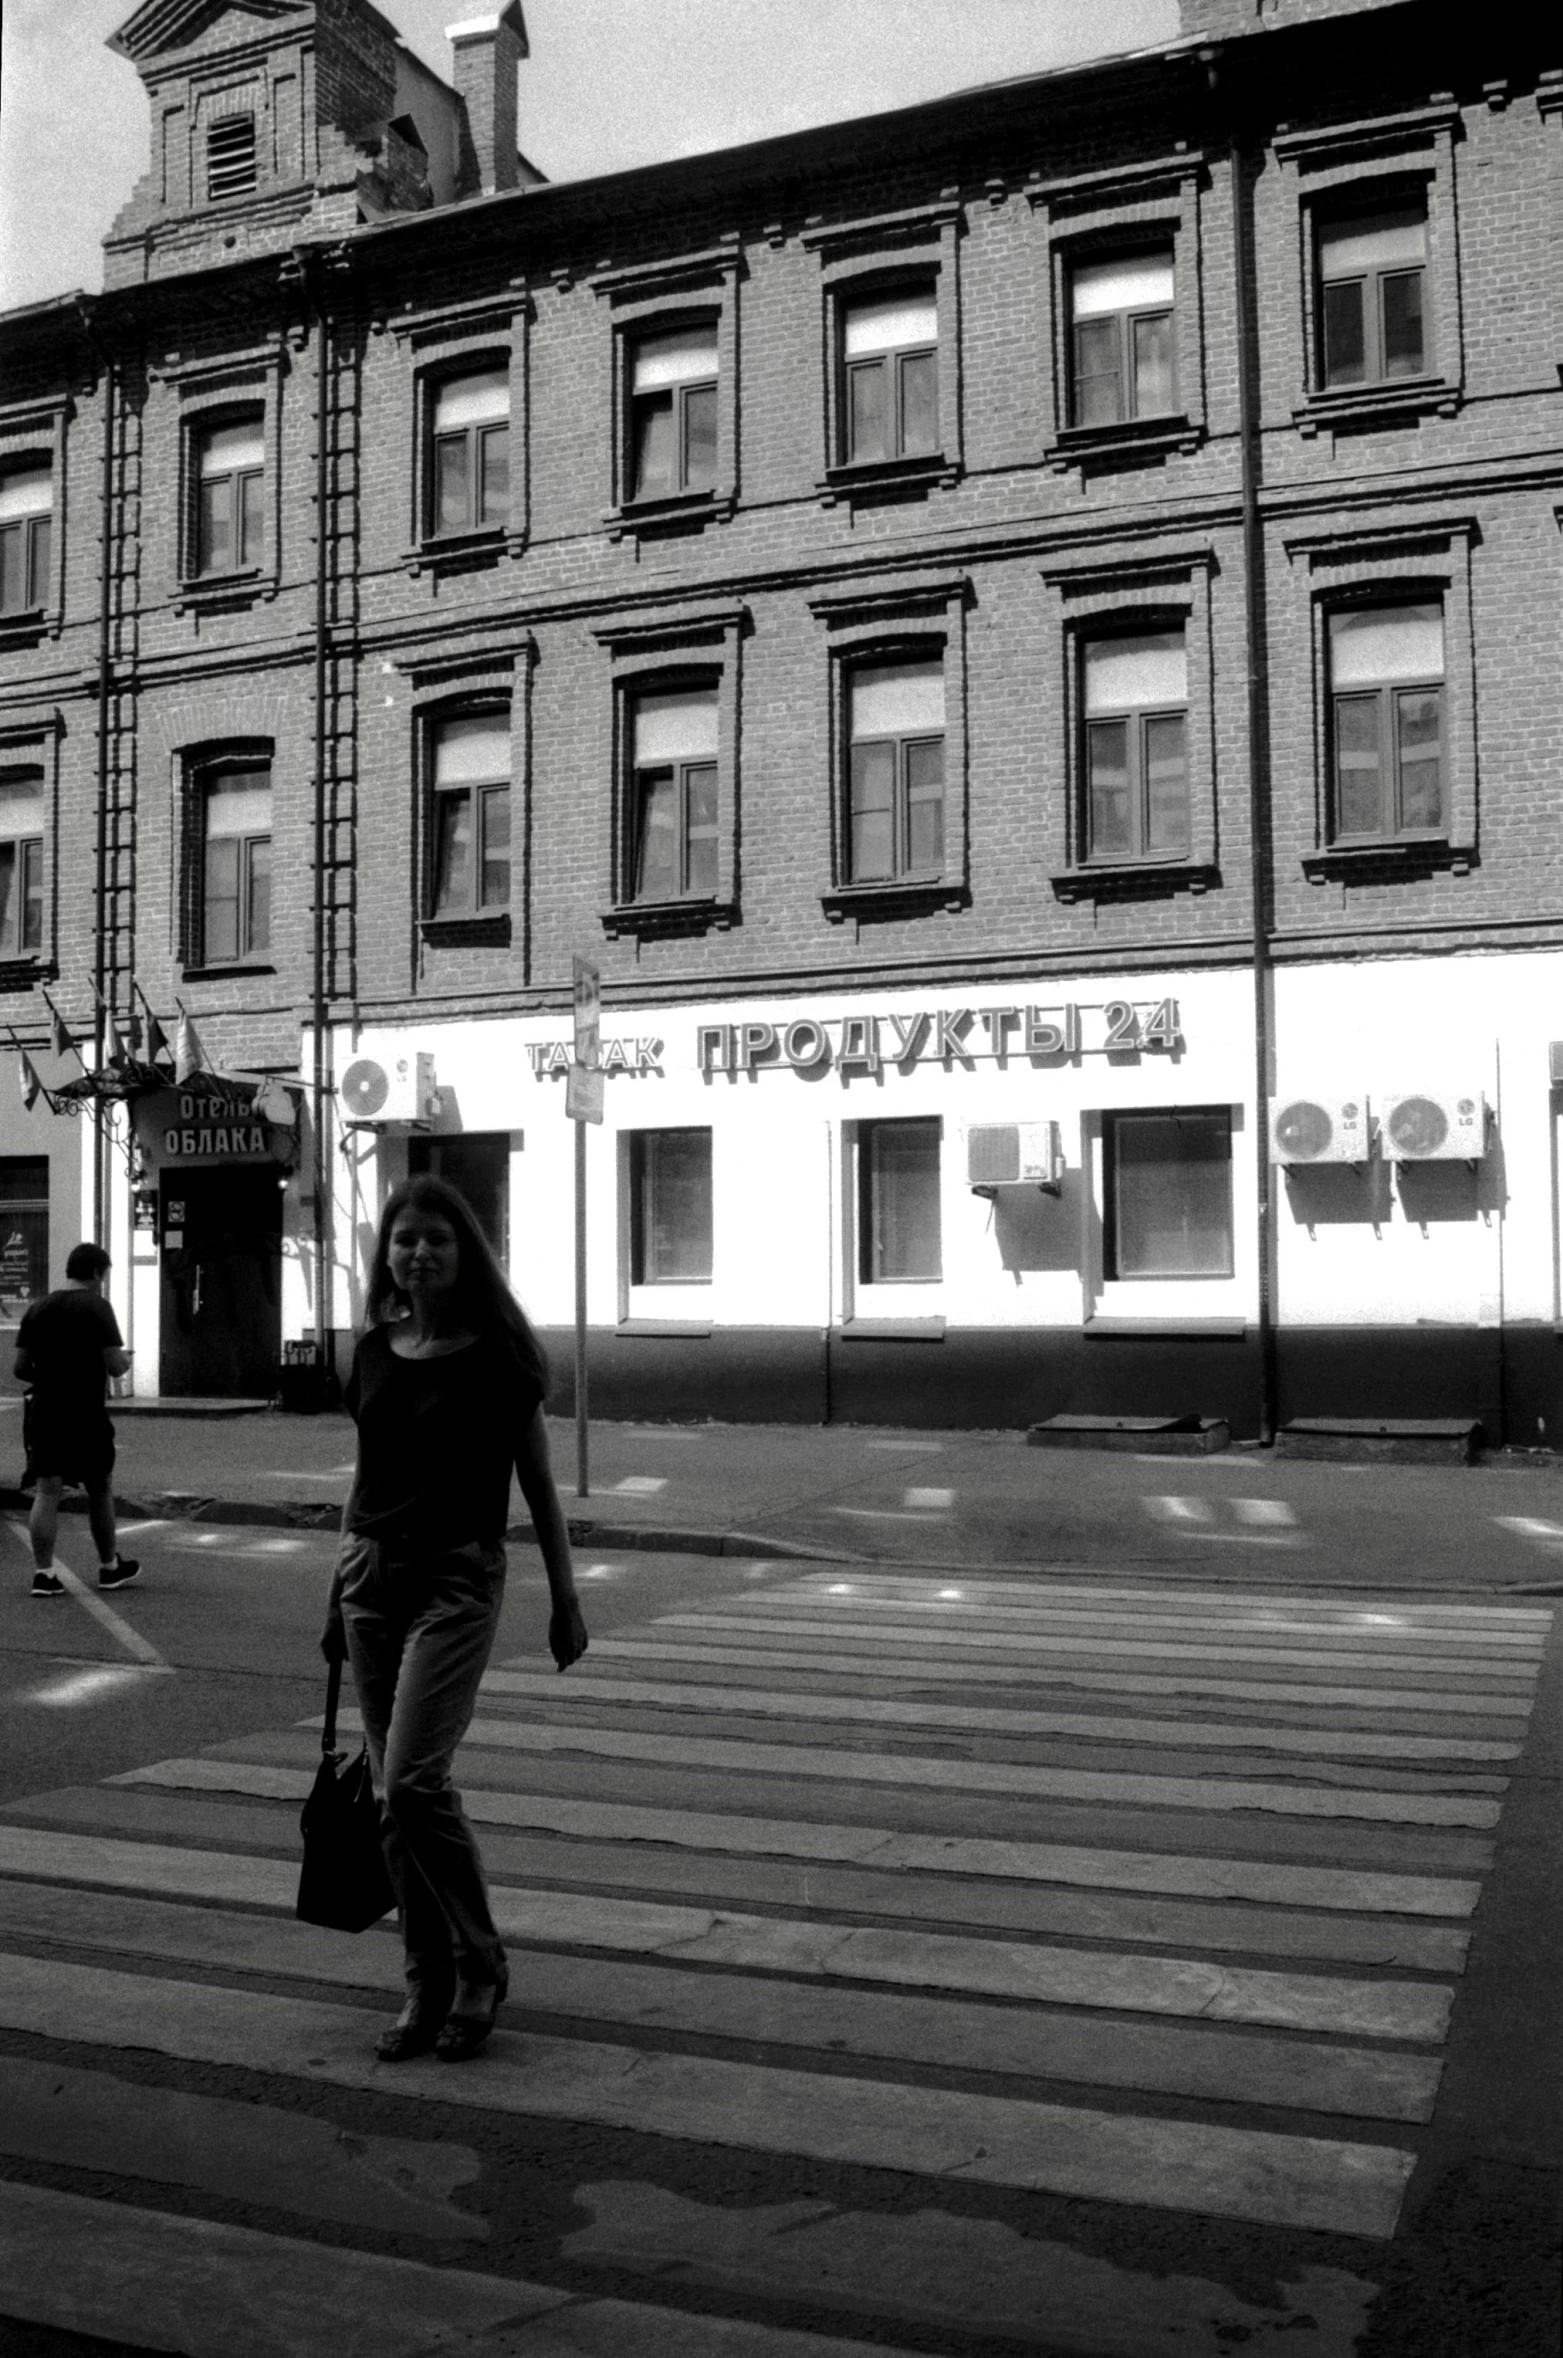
left=207, top=114, right=257, bottom=201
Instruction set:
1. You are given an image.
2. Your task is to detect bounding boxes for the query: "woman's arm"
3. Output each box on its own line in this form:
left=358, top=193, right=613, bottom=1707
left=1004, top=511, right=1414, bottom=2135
left=514, top=1405, right=588, bottom=1671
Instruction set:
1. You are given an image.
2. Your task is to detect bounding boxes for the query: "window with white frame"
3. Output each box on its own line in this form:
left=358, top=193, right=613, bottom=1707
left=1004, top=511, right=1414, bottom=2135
left=1082, top=629, right=1189, bottom=863
left=1328, top=602, right=1444, bottom=842
left=430, top=713, right=511, bottom=916
left=1104, top=1109, right=1232, bottom=1280
left=0, top=464, right=52, bottom=615
left=629, top=324, right=717, bottom=501
left=848, top=659, right=945, bottom=884
left=429, top=371, right=509, bottom=537
left=1317, top=201, right=1428, bottom=390
left=841, top=288, right=938, bottom=465
left=628, top=686, right=718, bottom=903
left=0, top=768, right=44, bottom=958
left=199, top=762, right=271, bottom=964
left=859, top=1118, right=942, bottom=1284
left=1069, top=251, right=1175, bottom=428
left=629, top=1128, right=713, bottom=1284
left=194, top=416, right=264, bottom=576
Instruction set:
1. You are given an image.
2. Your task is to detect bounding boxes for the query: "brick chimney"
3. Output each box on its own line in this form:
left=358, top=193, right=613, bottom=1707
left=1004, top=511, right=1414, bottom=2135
left=447, top=3, right=528, bottom=196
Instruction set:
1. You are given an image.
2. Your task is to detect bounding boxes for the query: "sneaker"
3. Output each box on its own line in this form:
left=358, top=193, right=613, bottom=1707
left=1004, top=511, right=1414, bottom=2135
left=30, top=1571, right=64, bottom=1599
left=98, top=1558, right=140, bottom=1591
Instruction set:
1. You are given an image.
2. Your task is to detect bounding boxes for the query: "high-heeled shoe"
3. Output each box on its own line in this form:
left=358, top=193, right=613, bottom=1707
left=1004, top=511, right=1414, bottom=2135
left=434, top=1960, right=509, bottom=2060
left=376, top=1983, right=454, bottom=2062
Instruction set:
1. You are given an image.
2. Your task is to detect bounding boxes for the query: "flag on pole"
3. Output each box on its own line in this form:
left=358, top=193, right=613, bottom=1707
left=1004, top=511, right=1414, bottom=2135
left=125, top=1001, right=144, bottom=1059
left=49, top=1004, right=71, bottom=1058
left=174, top=1007, right=208, bottom=1084
left=18, top=1051, right=43, bottom=1112
left=105, top=1012, right=131, bottom=1070
left=137, top=987, right=171, bottom=1068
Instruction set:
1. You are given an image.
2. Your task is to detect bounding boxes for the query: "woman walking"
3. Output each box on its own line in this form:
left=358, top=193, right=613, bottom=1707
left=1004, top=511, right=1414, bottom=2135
left=322, top=1173, right=587, bottom=2061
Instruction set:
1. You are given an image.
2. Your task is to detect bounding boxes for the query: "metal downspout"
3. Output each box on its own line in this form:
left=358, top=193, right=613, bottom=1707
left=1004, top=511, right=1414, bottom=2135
left=93, top=342, right=117, bottom=1249
left=311, top=274, right=331, bottom=1367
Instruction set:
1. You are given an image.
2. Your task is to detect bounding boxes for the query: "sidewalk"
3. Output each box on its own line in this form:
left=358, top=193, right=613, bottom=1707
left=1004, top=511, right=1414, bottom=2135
left=4, top=1397, right=1563, bottom=1591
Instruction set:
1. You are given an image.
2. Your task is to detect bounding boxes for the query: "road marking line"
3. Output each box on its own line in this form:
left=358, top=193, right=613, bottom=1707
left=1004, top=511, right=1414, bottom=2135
left=613, top=1476, right=668, bottom=1494
left=1231, top=1498, right=1300, bottom=1525
left=5, top=1530, right=169, bottom=1670
left=1146, top=1496, right=1213, bottom=1522
left=787, top=1574, right=1554, bottom=1624
left=903, top=1487, right=955, bottom=1508
left=21, top=1666, right=171, bottom=1708
left=725, top=1595, right=1546, bottom=1651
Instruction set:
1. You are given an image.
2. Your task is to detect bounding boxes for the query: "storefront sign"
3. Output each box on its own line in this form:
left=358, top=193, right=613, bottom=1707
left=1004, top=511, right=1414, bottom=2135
left=529, top=1038, right=663, bottom=1077
left=698, top=999, right=1182, bottom=1076
left=132, top=1087, right=288, bottom=1167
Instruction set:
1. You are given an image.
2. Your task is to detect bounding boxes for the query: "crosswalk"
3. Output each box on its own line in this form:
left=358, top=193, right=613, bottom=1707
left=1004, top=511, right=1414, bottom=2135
left=0, top=1565, right=1551, bottom=2355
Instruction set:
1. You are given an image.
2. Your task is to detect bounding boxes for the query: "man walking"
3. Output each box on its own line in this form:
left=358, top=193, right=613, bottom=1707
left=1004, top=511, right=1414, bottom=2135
left=15, top=1243, right=138, bottom=1599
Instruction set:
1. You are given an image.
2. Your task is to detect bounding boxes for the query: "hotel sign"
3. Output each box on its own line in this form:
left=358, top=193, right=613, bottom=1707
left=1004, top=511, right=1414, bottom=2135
left=132, top=1087, right=287, bottom=1166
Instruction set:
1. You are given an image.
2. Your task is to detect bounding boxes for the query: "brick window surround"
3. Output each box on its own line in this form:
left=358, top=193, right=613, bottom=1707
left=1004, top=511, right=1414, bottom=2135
left=390, top=289, right=530, bottom=574
left=177, top=739, right=275, bottom=976
left=163, top=343, right=284, bottom=613
left=594, top=603, right=745, bottom=939
left=591, top=237, right=741, bottom=539
left=0, top=713, right=59, bottom=987
left=400, top=643, right=532, bottom=959
left=0, top=394, right=69, bottom=646
left=804, top=202, right=964, bottom=503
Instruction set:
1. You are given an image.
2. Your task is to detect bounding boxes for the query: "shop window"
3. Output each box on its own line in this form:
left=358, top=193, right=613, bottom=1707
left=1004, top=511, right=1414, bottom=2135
left=429, top=370, right=509, bottom=537
left=841, top=287, right=938, bottom=465
left=1082, top=630, right=1189, bottom=864
left=629, top=1128, right=712, bottom=1284
left=848, top=660, right=945, bottom=884
left=207, top=113, right=257, bottom=201
left=859, top=1118, right=942, bottom=1284
left=194, top=415, right=264, bottom=576
left=409, top=1131, right=510, bottom=1264
left=429, top=713, right=511, bottom=915
left=1069, top=251, right=1175, bottom=428
left=0, top=463, right=52, bottom=616
left=628, top=686, right=718, bottom=904
left=629, top=325, right=717, bottom=501
left=0, top=768, right=44, bottom=960
left=0, top=1155, right=48, bottom=1317
left=199, top=762, right=271, bottom=964
left=1317, top=201, right=1428, bottom=390
left=1328, top=602, right=1444, bottom=842
left=1104, top=1110, right=1232, bottom=1280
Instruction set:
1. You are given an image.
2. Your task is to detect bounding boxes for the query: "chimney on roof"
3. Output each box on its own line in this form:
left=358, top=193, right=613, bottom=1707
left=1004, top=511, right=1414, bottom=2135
left=447, top=2, right=528, bottom=196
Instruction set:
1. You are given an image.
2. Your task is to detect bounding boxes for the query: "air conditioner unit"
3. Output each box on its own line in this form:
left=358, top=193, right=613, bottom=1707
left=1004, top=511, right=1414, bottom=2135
left=966, top=1122, right=1062, bottom=1193
left=338, top=1052, right=437, bottom=1127
left=1379, top=1089, right=1488, bottom=1163
left=1549, top=1042, right=1563, bottom=1087
left=1271, top=1095, right=1370, bottom=1166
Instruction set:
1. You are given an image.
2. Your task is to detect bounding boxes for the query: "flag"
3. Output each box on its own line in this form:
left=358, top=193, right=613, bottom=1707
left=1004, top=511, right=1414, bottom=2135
left=105, top=1013, right=131, bottom=1070
left=49, top=1005, right=71, bottom=1057
left=18, top=1051, right=43, bottom=1112
left=142, top=1000, right=171, bottom=1066
left=174, top=1008, right=208, bottom=1084
left=125, top=1002, right=144, bottom=1059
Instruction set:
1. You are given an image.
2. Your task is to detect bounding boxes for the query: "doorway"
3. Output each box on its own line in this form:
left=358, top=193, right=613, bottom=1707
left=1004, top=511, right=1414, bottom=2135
left=160, top=1166, right=282, bottom=1397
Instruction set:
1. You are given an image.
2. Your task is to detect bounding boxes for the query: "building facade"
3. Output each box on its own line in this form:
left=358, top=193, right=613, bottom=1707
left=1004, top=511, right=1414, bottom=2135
left=1, top=0, right=1560, bottom=1436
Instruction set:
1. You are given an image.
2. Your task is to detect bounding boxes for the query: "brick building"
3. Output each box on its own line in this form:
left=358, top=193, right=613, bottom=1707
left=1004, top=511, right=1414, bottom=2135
left=0, top=0, right=1559, bottom=1436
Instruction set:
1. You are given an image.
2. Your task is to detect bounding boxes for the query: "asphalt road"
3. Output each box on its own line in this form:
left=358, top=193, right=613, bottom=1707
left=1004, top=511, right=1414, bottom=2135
left=0, top=1503, right=1557, bottom=2358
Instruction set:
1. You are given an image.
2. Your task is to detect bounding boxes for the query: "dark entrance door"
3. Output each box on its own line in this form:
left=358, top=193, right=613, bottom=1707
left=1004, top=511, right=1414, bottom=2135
left=160, top=1167, right=282, bottom=1398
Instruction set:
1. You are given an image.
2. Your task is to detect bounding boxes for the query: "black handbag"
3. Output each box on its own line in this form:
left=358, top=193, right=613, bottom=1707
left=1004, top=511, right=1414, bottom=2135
left=296, top=1656, right=395, bottom=1932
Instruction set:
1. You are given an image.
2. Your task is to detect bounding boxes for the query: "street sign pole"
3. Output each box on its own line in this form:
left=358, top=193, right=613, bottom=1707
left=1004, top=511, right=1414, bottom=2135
left=569, top=955, right=603, bottom=1502
left=574, top=1110, right=588, bottom=1500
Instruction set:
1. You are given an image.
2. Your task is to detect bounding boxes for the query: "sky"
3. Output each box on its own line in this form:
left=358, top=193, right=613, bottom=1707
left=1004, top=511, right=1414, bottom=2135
left=0, top=0, right=1179, bottom=313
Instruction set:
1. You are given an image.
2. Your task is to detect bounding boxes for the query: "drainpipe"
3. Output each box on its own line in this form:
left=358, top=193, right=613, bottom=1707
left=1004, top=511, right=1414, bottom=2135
left=310, top=266, right=332, bottom=1376
left=93, top=336, right=117, bottom=1252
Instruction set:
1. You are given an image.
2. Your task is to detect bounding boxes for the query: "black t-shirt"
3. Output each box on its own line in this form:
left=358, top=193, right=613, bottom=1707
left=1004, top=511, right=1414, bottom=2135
left=16, top=1288, right=122, bottom=1412
left=344, top=1323, right=545, bottom=1552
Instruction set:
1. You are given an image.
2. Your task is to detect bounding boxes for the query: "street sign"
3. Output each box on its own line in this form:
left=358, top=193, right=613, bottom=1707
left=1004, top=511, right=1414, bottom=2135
left=566, top=1061, right=604, bottom=1124
left=572, top=954, right=601, bottom=1071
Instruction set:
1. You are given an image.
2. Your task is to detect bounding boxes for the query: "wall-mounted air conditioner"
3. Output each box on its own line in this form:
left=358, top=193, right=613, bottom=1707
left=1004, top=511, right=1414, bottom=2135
left=966, top=1122, right=1062, bottom=1194
left=1271, top=1095, right=1370, bottom=1166
left=337, top=1052, right=437, bottom=1127
left=1379, top=1089, right=1488, bottom=1163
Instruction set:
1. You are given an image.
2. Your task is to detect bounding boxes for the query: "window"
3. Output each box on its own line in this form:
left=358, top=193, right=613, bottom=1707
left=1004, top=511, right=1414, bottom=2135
left=1083, top=631, right=1189, bottom=863
left=1318, top=203, right=1427, bottom=389
left=629, top=326, right=717, bottom=501
left=1328, top=603, right=1444, bottom=841
left=1105, top=1110, right=1232, bottom=1280
left=860, top=1119, right=942, bottom=1284
left=0, top=769, right=43, bottom=958
left=430, top=714, right=510, bottom=915
left=629, top=1129, right=712, bottom=1284
left=848, top=660, right=944, bottom=884
left=0, top=465, right=51, bottom=615
left=207, top=113, right=257, bottom=201
left=195, top=417, right=263, bottom=576
left=429, top=371, right=509, bottom=536
left=199, top=763, right=271, bottom=964
left=1069, top=252, right=1175, bottom=427
left=0, top=1157, right=49, bottom=1318
left=629, top=688, right=718, bottom=903
left=409, top=1133, right=509, bottom=1264
left=841, top=288, right=938, bottom=464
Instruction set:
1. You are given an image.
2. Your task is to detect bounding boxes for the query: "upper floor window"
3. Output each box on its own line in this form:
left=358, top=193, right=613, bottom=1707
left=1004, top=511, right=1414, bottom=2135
left=1318, top=202, right=1427, bottom=389
left=1069, top=252, right=1175, bottom=428
left=848, top=660, right=944, bottom=885
left=200, top=762, right=270, bottom=964
left=0, top=768, right=44, bottom=959
left=859, top=1117, right=942, bottom=1284
left=1328, top=602, right=1444, bottom=842
left=841, top=288, right=938, bottom=465
left=0, top=464, right=52, bottom=615
left=629, top=326, right=717, bottom=501
left=629, top=687, right=718, bottom=903
left=629, top=1128, right=713, bottom=1284
left=207, top=113, right=257, bottom=201
left=430, top=714, right=510, bottom=915
left=195, top=417, right=263, bottom=576
left=1083, top=630, right=1189, bottom=863
left=430, top=371, right=509, bottom=537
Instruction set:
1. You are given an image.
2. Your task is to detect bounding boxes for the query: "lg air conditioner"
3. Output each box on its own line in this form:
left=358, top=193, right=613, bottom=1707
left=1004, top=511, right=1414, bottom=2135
left=337, top=1052, right=437, bottom=1127
left=1271, top=1095, right=1370, bottom=1166
left=1379, top=1089, right=1489, bottom=1163
left=966, top=1122, right=1062, bottom=1194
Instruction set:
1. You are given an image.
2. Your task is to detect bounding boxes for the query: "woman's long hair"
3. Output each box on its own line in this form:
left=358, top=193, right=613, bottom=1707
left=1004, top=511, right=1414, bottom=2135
left=364, top=1173, right=548, bottom=1388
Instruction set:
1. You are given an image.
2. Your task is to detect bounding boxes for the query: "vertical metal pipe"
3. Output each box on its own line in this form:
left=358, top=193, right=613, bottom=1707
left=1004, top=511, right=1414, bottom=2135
left=93, top=344, right=116, bottom=1248
left=311, top=276, right=331, bottom=1371
left=574, top=1113, right=588, bottom=1497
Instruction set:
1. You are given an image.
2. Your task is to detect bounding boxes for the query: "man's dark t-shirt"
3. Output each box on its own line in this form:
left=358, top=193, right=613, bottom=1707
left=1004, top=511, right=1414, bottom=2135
left=344, top=1324, right=544, bottom=1554
left=18, top=1287, right=122, bottom=1482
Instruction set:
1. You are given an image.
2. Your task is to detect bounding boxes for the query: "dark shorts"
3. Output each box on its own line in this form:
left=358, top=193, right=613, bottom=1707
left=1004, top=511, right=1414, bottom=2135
left=27, top=1399, right=115, bottom=1488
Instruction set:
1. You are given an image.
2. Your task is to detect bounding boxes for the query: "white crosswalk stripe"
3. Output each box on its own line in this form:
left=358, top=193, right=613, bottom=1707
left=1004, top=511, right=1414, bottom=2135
left=0, top=1566, right=1551, bottom=2352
